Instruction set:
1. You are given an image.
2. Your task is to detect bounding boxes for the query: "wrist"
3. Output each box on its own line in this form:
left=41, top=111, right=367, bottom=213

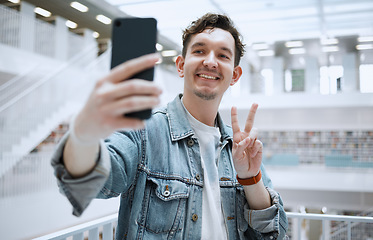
left=69, top=115, right=99, bottom=146
left=237, top=170, right=262, bottom=186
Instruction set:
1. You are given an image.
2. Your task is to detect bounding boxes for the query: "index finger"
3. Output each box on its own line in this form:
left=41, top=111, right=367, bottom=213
left=231, top=106, right=241, bottom=141
left=244, top=103, right=258, bottom=133
left=107, top=53, right=160, bottom=83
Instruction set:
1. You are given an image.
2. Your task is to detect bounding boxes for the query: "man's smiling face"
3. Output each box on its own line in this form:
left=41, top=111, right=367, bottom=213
left=176, top=28, right=242, bottom=101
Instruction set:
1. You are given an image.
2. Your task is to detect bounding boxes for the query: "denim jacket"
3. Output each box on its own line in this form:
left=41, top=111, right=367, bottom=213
left=51, top=94, right=288, bottom=240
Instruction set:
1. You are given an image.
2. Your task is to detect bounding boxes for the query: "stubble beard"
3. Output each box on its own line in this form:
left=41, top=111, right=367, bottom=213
left=194, top=90, right=217, bottom=100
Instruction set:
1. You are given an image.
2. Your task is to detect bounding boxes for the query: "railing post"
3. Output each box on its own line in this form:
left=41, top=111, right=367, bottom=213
left=297, top=218, right=302, bottom=240
left=103, top=223, right=113, bottom=240
left=347, top=221, right=351, bottom=240
left=323, top=219, right=331, bottom=240
left=72, top=232, right=84, bottom=240
left=88, top=227, right=99, bottom=240
left=321, top=220, right=326, bottom=240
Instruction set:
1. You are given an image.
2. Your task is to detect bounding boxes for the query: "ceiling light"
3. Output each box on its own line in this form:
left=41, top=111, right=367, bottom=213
left=356, top=44, right=373, bottom=50
left=285, top=41, right=303, bottom=48
left=252, top=43, right=269, bottom=50
left=92, top=32, right=100, bottom=38
left=321, top=38, right=339, bottom=45
left=65, top=20, right=77, bottom=29
left=156, top=43, right=163, bottom=51
left=358, top=36, right=373, bottom=42
left=70, top=2, right=89, bottom=12
left=8, top=0, right=20, bottom=3
left=96, top=14, right=111, bottom=25
left=289, top=48, right=306, bottom=55
left=257, top=50, right=274, bottom=57
left=322, top=46, right=339, bottom=52
left=161, top=50, right=178, bottom=57
left=34, top=7, right=51, bottom=17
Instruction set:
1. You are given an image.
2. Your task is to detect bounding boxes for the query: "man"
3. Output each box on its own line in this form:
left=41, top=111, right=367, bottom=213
left=52, top=13, right=288, bottom=239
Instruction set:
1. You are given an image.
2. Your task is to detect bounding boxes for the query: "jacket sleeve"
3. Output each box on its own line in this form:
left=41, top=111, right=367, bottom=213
left=51, top=131, right=111, bottom=217
left=51, top=130, right=143, bottom=217
left=243, top=165, right=288, bottom=239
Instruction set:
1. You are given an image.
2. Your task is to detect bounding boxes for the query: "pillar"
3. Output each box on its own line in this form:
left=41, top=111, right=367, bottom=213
left=272, top=57, right=284, bottom=94
left=342, top=53, right=358, bottom=93
left=305, top=56, right=319, bottom=94
left=54, top=16, right=68, bottom=61
left=20, top=1, right=35, bottom=52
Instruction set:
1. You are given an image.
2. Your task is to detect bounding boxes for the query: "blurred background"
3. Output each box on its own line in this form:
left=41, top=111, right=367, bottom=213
left=0, top=0, right=372, bottom=239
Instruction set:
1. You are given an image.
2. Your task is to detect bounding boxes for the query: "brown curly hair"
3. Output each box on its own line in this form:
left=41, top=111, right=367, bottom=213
left=182, top=13, right=245, bottom=66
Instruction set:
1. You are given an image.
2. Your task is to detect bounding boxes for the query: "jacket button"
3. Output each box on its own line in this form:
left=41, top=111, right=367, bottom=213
left=195, top=174, right=201, bottom=181
left=187, top=139, right=194, bottom=147
left=163, top=185, right=170, bottom=197
left=163, top=190, right=170, bottom=197
left=192, top=214, right=198, bottom=222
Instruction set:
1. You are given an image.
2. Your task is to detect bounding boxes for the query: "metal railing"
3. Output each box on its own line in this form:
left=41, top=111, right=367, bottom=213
left=287, top=212, right=373, bottom=240
left=0, top=5, right=86, bottom=59
left=32, top=212, right=373, bottom=240
left=0, top=5, right=20, bottom=48
left=32, top=213, right=117, bottom=240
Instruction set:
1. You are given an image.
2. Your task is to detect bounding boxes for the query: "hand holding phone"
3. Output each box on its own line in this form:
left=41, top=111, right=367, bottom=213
left=111, top=17, right=158, bottom=119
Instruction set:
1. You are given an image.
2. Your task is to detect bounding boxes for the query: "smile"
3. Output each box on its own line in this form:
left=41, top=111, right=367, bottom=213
left=197, top=74, right=219, bottom=80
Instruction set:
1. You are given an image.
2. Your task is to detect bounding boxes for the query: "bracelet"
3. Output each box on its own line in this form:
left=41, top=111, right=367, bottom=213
left=237, top=170, right=262, bottom=186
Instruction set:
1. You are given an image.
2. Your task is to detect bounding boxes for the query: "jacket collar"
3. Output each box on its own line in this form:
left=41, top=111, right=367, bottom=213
left=167, top=94, right=232, bottom=143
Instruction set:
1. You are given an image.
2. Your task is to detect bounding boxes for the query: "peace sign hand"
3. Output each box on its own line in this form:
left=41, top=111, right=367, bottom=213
left=231, top=103, right=263, bottom=179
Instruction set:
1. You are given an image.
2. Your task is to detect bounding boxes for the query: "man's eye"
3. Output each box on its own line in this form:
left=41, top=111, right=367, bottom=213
left=220, top=54, right=229, bottom=59
left=194, top=50, right=203, bottom=54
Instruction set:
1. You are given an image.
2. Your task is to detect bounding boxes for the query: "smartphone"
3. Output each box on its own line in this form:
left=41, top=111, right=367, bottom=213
left=111, top=17, right=157, bottom=119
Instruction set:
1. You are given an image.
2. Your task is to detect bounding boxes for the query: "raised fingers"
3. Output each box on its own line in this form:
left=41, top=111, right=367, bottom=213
left=244, top=103, right=258, bottom=134
left=105, top=53, right=160, bottom=83
left=96, top=79, right=162, bottom=103
left=231, top=106, right=241, bottom=142
left=100, top=95, right=160, bottom=116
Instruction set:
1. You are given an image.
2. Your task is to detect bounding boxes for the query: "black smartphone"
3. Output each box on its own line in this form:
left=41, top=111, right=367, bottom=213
left=111, top=17, right=157, bottom=119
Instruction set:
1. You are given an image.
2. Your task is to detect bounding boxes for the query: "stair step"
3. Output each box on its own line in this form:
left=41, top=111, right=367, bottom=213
left=0, top=44, right=108, bottom=178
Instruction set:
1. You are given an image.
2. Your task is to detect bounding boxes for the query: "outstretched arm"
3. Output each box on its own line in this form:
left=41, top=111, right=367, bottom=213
left=64, top=53, right=162, bottom=178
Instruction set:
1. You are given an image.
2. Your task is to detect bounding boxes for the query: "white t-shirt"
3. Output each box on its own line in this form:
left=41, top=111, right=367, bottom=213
left=182, top=101, right=228, bottom=240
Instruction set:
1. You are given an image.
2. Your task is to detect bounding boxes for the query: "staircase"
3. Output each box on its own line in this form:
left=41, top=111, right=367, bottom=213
left=0, top=45, right=111, bottom=177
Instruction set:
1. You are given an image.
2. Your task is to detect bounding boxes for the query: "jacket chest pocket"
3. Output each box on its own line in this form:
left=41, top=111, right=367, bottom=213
left=137, top=177, right=190, bottom=237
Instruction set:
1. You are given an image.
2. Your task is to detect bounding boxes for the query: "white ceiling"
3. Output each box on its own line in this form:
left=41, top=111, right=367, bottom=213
left=104, top=0, right=373, bottom=48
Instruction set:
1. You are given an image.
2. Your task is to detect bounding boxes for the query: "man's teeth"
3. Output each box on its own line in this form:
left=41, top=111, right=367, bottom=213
left=199, top=74, right=218, bottom=80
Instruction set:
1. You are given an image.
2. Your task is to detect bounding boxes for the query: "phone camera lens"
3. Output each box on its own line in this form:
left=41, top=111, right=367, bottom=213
left=115, top=20, right=121, bottom=27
